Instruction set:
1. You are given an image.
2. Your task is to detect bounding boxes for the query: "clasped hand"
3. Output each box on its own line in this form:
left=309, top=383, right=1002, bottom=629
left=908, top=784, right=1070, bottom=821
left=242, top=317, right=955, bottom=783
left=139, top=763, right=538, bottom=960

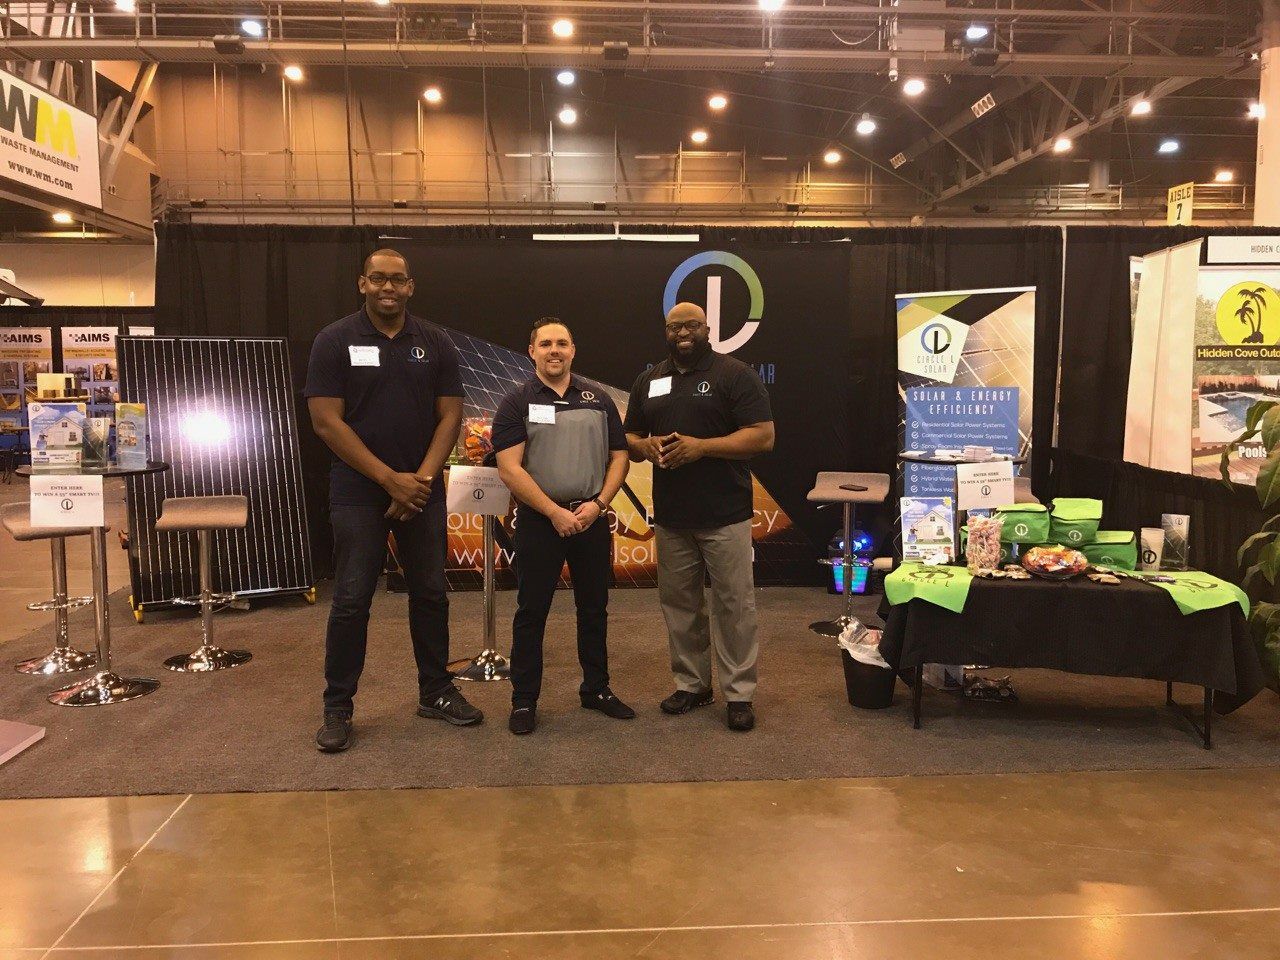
left=552, top=501, right=601, bottom=538
left=384, top=472, right=432, bottom=521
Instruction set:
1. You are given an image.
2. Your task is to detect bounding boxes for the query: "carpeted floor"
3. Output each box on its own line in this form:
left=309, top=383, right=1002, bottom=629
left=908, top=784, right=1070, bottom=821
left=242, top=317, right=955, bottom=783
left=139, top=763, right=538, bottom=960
left=0, top=585, right=1278, bottom=799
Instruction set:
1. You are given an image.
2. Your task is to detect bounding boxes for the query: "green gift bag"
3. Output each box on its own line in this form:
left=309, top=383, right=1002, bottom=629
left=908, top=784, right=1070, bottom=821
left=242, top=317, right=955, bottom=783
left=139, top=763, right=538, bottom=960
left=1049, top=497, right=1103, bottom=546
left=960, top=526, right=1012, bottom=566
left=993, top=503, right=1050, bottom=544
left=1081, top=530, right=1137, bottom=570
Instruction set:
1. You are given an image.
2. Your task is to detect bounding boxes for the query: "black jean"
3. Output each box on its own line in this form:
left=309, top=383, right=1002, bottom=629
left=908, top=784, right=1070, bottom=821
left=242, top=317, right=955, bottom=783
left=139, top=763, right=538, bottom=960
left=324, top=499, right=453, bottom=714
left=510, top=506, right=611, bottom=708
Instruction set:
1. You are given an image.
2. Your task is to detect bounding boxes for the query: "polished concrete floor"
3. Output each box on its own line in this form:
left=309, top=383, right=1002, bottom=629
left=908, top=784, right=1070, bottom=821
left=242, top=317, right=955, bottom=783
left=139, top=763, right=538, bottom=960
left=0, top=769, right=1278, bottom=958
left=2, top=480, right=1278, bottom=958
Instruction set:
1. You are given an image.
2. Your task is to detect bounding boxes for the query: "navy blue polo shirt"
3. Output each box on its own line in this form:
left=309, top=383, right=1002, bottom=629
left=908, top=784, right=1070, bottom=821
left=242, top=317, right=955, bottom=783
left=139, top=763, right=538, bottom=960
left=624, top=350, right=772, bottom=529
left=491, top=375, right=626, bottom=504
left=303, top=310, right=464, bottom=506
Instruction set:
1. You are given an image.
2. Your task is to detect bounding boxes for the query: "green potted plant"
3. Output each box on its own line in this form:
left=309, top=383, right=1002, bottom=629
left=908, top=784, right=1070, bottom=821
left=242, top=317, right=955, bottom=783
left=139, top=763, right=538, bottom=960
left=1221, top=399, right=1280, bottom=692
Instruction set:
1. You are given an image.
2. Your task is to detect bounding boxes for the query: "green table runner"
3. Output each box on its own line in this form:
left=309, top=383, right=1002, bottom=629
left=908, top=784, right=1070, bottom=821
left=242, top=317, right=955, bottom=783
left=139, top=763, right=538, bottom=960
left=884, top=563, right=975, bottom=613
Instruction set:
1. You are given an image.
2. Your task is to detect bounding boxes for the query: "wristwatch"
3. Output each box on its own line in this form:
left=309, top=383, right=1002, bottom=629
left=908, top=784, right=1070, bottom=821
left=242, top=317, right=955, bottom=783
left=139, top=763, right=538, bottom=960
left=592, top=497, right=607, bottom=513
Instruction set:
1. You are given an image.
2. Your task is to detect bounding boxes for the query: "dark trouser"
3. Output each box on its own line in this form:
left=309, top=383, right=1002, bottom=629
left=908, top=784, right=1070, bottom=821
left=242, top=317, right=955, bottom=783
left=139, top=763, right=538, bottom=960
left=510, top=506, right=611, bottom=708
left=324, top=499, right=452, bottom=715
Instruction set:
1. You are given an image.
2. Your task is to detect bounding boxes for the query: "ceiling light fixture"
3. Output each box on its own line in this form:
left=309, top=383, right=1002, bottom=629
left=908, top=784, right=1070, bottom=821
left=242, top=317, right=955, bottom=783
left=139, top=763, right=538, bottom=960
left=1130, top=99, right=1152, bottom=116
left=1158, top=138, right=1180, bottom=154
left=283, top=65, right=304, bottom=82
left=240, top=19, right=263, bottom=37
left=423, top=86, right=443, bottom=104
left=965, top=23, right=990, bottom=41
left=52, top=211, right=73, bottom=224
left=823, top=149, right=842, bottom=165
left=114, top=0, right=136, bottom=11
left=556, top=69, right=576, bottom=86
left=558, top=105, right=578, bottom=125
left=902, top=78, right=926, bottom=97
left=551, top=18, right=574, bottom=39
left=855, top=113, right=876, bottom=135
left=690, top=129, right=709, bottom=145
left=1053, top=136, right=1072, bottom=153
left=758, top=0, right=785, bottom=11
left=708, top=94, right=729, bottom=111
left=1215, top=169, right=1235, bottom=183
left=1249, top=101, right=1266, bottom=120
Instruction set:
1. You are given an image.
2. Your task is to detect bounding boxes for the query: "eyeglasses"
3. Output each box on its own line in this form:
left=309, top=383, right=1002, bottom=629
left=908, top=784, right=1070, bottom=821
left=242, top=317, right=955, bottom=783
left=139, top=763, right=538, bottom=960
left=364, top=273, right=412, bottom=288
left=665, top=320, right=706, bottom=334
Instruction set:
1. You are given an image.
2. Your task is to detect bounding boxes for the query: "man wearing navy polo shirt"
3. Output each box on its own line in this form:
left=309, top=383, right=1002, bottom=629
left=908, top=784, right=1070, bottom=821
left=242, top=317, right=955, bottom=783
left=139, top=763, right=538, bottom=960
left=624, top=302, right=774, bottom=732
left=305, top=249, right=481, bottom=753
left=492, top=318, right=633, bottom=735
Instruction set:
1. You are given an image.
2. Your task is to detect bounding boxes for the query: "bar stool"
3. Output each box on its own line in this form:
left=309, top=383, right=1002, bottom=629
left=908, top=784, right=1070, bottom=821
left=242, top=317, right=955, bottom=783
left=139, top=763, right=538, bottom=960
left=1, top=503, right=98, bottom=675
left=155, top=495, right=252, bottom=672
left=1013, top=476, right=1039, bottom=504
left=807, top=471, right=890, bottom=637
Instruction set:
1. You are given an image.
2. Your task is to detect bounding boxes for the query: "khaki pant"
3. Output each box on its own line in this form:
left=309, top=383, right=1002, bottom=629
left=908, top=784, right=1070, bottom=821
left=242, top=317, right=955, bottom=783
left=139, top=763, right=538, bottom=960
left=655, top=520, right=758, bottom=702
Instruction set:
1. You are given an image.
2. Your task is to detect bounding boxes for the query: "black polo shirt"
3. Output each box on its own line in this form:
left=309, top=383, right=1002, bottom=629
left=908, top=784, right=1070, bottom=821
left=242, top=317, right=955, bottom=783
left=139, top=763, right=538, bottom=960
left=491, top=375, right=627, bottom=504
left=303, top=310, right=464, bottom=506
left=624, top=350, right=772, bottom=529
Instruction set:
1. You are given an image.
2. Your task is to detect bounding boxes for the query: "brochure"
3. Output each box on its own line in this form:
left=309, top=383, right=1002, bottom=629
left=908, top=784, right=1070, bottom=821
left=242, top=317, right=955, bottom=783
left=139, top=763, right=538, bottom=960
left=27, top=401, right=86, bottom=470
left=115, top=402, right=149, bottom=469
left=900, top=496, right=956, bottom=562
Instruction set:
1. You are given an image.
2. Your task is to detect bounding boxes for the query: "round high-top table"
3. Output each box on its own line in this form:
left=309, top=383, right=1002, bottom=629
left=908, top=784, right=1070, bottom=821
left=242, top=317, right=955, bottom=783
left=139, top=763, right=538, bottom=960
left=18, top=462, right=169, bottom=706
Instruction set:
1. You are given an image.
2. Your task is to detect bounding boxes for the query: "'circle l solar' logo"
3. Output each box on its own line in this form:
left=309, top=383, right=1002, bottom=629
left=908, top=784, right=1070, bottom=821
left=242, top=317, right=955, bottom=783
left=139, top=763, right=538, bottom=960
left=663, top=251, right=763, bottom=354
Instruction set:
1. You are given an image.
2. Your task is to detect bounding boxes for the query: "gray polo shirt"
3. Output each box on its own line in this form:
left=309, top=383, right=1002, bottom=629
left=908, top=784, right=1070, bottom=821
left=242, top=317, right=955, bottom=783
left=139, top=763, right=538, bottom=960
left=491, top=375, right=627, bottom=503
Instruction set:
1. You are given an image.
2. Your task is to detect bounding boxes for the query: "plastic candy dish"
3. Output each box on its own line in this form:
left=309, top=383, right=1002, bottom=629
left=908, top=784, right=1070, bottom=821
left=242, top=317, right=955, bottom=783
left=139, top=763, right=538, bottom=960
left=1021, top=544, right=1089, bottom=580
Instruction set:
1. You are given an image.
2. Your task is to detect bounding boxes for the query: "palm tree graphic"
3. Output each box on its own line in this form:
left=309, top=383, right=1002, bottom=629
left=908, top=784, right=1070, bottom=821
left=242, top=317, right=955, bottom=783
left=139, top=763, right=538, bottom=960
left=1236, top=286, right=1269, bottom=343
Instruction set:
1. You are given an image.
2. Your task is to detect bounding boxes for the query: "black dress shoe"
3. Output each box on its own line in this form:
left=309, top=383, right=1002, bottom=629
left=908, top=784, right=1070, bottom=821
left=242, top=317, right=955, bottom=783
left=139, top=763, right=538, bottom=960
left=581, top=687, right=636, bottom=719
left=660, top=689, right=714, bottom=715
left=315, top=712, right=353, bottom=752
left=417, top=686, right=484, bottom=726
left=509, top=705, right=537, bottom=735
left=726, top=701, right=755, bottom=732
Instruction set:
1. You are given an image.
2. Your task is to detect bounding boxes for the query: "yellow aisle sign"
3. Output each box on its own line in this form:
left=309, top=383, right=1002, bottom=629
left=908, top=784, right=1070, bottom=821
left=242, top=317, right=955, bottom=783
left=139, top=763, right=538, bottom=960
left=1167, top=182, right=1194, bottom=225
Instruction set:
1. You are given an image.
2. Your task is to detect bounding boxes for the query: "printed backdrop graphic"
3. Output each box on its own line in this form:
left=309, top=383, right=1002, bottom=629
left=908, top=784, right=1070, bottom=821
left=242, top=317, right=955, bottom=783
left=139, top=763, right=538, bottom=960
left=896, top=287, right=1036, bottom=498
left=60, top=326, right=120, bottom=416
left=391, top=240, right=853, bottom=588
left=0, top=326, right=51, bottom=427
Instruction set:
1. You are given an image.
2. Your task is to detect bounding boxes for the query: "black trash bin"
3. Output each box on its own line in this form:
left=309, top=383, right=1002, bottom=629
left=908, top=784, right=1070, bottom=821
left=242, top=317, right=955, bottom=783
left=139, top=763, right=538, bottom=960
left=841, top=649, right=896, bottom=709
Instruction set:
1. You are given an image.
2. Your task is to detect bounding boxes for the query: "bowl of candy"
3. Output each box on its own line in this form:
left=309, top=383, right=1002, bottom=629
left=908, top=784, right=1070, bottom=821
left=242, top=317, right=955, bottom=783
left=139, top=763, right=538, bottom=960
left=1021, top=544, right=1089, bottom=580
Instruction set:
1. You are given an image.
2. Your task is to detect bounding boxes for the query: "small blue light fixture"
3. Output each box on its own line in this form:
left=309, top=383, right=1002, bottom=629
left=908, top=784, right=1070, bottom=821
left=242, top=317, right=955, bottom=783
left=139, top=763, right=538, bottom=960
left=1158, top=138, right=1181, bottom=154
left=240, top=18, right=264, bottom=37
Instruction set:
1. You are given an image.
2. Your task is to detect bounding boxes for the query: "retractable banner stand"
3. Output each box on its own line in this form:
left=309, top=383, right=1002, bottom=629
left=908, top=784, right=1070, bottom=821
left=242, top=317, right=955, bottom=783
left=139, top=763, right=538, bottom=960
left=60, top=326, right=119, bottom=416
left=895, top=286, right=1036, bottom=498
left=0, top=327, right=51, bottom=428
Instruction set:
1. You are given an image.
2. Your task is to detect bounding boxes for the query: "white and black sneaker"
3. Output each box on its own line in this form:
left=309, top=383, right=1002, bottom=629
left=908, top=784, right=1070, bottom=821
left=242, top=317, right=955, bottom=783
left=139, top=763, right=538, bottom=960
left=417, top=687, right=484, bottom=726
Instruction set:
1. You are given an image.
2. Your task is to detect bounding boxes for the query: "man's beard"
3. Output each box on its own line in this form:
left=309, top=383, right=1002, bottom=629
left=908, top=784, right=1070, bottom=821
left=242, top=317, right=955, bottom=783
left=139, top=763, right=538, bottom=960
left=668, top=338, right=711, bottom=365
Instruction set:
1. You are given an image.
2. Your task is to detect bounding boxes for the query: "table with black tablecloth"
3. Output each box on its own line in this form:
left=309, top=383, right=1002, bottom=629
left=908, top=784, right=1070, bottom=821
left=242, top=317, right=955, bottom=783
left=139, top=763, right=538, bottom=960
left=877, top=575, right=1266, bottom=748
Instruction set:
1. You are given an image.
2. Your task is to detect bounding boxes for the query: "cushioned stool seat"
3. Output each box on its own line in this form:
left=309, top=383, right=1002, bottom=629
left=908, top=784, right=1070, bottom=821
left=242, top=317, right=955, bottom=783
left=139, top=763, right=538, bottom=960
left=156, top=495, right=252, bottom=673
left=1, top=503, right=98, bottom=675
left=156, top=495, right=248, bottom=532
left=1014, top=476, right=1039, bottom=504
left=807, top=472, right=892, bottom=506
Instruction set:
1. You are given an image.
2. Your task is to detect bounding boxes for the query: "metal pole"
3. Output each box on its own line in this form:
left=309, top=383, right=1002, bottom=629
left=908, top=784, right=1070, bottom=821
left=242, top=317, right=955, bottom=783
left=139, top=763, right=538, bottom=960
left=483, top=514, right=496, bottom=649
left=199, top=529, right=212, bottom=648
left=90, top=526, right=111, bottom=674
left=448, top=510, right=510, bottom=681
left=52, top=538, right=70, bottom=651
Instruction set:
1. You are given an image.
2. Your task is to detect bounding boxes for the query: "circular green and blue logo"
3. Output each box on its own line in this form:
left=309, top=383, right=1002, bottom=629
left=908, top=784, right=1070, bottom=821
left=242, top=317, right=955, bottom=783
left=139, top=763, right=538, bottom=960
left=663, top=251, right=764, bottom=353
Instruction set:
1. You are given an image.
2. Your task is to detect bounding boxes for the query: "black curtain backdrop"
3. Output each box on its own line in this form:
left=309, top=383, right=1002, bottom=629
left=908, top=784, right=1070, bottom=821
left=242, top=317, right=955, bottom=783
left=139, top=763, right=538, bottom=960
left=1055, top=226, right=1280, bottom=580
left=155, top=223, right=1066, bottom=580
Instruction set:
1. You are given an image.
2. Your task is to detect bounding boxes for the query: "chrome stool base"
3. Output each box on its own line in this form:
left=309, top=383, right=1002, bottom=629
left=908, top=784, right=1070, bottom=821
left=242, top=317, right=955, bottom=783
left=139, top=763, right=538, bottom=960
left=164, top=645, right=252, bottom=672
left=48, top=670, right=160, bottom=707
left=449, top=649, right=511, bottom=682
left=16, top=647, right=98, bottom=675
left=809, top=615, right=862, bottom=638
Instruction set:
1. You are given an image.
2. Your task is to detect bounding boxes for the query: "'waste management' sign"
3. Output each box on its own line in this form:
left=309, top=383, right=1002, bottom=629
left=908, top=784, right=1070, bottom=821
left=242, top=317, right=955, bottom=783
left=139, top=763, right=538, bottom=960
left=0, top=68, right=101, bottom=209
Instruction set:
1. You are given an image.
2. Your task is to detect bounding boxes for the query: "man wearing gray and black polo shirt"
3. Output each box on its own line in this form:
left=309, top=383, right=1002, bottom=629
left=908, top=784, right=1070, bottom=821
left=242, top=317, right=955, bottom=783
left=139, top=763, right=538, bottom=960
left=491, top=317, right=633, bottom=735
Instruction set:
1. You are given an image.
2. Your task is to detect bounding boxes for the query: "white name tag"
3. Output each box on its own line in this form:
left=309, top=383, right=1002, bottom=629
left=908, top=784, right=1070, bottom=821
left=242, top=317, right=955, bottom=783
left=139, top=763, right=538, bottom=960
left=349, top=345, right=380, bottom=367
left=528, top=403, right=556, bottom=424
left=648, top=376, right=672, bottom=398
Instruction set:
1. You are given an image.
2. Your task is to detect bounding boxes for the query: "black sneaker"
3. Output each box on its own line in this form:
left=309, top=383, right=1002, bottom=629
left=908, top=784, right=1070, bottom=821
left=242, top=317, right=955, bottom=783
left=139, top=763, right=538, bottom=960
left=315, top=712, right=352, bottom=752
left=581, top=687, right=636, bottom=720
left=660, top=689, right=714, bottom=715
left=726, top=701, right=755, bottom=732
left=509, top=705, right=537, bottom=735
left=417, top=687, right=484, bottom=726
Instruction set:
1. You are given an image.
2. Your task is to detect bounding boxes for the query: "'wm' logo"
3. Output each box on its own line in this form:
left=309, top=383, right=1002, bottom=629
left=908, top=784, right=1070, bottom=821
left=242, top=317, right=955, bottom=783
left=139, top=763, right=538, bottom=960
left=0, top=80, right=77, bottom=159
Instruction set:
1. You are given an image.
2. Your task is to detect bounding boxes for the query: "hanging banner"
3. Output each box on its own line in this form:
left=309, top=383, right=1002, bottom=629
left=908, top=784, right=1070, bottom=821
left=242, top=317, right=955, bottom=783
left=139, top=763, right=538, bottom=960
left=1192, top=265, right=1280, bottom=483
left=1167, top=182, right=1195, bottom=226
left=0, top=67, right=102, bottom=209
left=895, top=286, right=1035, bottom=499
left=0, top=326, right=52, bottom=428
left=60, top=326, right=119, bottom=417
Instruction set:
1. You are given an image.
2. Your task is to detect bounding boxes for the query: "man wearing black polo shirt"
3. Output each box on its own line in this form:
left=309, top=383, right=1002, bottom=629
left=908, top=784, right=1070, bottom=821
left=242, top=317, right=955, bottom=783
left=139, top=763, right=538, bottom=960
left=305, top=248, right=481, bottom=753
left=492, top=318, right=633, bottom=735
left=624, top=302, right=774, bottom=732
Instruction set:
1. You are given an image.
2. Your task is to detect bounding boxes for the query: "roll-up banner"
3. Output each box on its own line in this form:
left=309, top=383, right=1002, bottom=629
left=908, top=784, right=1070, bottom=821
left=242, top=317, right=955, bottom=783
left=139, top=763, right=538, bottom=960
left=0, top=327, right=52, bottom=427
left=895, top=286, right=1036, bottom=499
left=60, top=326, right=119, bottom=417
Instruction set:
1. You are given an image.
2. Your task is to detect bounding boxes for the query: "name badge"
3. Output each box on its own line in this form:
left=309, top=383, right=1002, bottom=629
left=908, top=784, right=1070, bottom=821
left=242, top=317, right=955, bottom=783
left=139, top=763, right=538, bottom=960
left=648, top=376, right=673, bottom=398
left=528, top=403, right=556, bottom=424
left=349, top=345, right=380, bottom=367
